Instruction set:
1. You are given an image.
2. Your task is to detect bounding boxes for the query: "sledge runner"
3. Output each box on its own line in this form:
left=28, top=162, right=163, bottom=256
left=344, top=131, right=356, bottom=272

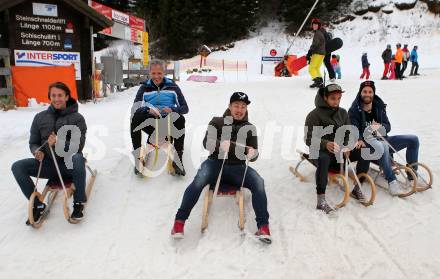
left=171, top=92, right=271, bottom=243
left=130, top=60, right=189, bottom=176
left=11, top=82, right=88, bottom=223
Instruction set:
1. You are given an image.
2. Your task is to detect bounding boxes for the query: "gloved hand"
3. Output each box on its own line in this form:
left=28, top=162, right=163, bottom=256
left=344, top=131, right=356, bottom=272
left=306, top=50, right=312, bottom=64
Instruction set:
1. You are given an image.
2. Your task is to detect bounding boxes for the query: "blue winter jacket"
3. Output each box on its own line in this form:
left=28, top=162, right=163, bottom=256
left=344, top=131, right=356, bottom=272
left=133, top=77, right=189, bottom=116
left=348, top=93, right=391, bottom=141
left=410, top=49, right=418, bottom=63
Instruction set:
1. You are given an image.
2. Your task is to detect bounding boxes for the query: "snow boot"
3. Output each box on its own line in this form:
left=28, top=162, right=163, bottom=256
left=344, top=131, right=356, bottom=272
left=172, top=151, right=186, bottom=176
left=255, top=224, right=272, bottom=244
left=316, top=194, right=335, bottom=215
left=309, top=77, right=323, bottom=88
left=350, top=184, right=367, bottom=203
left=71, top=202, right=84, bottom=221
left=389, top=180, right=403, bottom=196
left=171, top=220, right=185, bottom=239
left=26, top=201, right=47, bottom=225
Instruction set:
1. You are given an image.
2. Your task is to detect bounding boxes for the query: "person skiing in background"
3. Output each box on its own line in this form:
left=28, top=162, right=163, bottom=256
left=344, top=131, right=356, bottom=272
left=381, top=44, right=392, bottom=80
left=394, top=43, right=403, bottom=80
left=360, top=53, right=370, bottom=80
left=331, top=54, right=341, bottom=79
left=410, top=45, right=419, bottom=76
left=307, top=18, right=326, bottom=88
left=171, top=92, right=271, bottom=243
left=11, top=82, right=88, bottom=224
left=401, top=44, right=410, bottom=77
left=322, top=23, right=336, bottom=82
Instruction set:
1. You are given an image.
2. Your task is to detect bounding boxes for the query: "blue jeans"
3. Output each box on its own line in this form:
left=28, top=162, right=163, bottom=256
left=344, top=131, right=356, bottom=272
left=363, top=135, right=419, bottom=183
left=11, top=153, right=87, bottom=203
left=334, top=66, right=341, bottom=79
left=175, top=158, right=269, bottom=228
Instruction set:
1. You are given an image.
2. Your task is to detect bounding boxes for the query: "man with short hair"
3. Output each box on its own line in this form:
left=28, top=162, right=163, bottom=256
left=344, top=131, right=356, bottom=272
left=394, top=43, right=404, bottom=80
left=171, top=92, right=271, bottom=243
left=304, top=84, right=366, bottom=214
left=11, top=82, right=88, bottom=223
left=348, top=80, right=420, bottom=196
left=410, top=46, right=419, bottom=76
left=131, top=60, right=189, bottom=176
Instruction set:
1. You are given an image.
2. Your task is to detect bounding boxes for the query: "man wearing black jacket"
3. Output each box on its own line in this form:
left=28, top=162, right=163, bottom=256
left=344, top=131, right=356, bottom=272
left=381, top=44, right=392, bottom=80
left=11, top=82, right=87, bottom=223
left=171, top=92, right=270, bottom=242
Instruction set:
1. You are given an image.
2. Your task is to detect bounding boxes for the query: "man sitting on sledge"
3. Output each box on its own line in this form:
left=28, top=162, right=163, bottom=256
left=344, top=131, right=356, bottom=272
left=304, top=83, right=368, bottom=215
left=171, top=92, right=271, bottom=243
left=11, top=82, right=87, bottom=223
left=130, top=60, right=189, bottom=176
left=348, top=80, right=420, bottom=196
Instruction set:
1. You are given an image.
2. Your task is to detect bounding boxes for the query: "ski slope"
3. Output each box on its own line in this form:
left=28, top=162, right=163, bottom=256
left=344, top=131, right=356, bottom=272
left=1, top=69, right=440, bottom=278
left=2, top=3, right=440, bottom=277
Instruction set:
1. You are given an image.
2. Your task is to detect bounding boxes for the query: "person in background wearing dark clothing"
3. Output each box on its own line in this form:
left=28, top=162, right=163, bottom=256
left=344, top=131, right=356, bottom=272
left=401, top=44, right=410, bottom=78
left=381, top=44, right=392, bottom=80
left=410, top=46, right=419, bottom=76
left=322, top=23, right=336, bottom=82
left=360, top=53, right=370, bottom=80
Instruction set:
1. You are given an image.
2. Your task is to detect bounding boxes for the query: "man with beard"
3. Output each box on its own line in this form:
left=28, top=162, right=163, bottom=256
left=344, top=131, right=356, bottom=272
left=348, top=81, right=420, bottom=196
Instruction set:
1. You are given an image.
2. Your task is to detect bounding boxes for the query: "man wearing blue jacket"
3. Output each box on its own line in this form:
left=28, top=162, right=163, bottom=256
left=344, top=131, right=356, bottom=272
left=130, top=60, right=189, bottom=176
left=409, top=46, right=419, bottom=76
left=348, top=81, right=420, bottom=196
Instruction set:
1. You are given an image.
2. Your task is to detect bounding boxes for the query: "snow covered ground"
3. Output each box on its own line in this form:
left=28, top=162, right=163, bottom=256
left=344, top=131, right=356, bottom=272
left=1, top=3, right=440, bottom=278
left=1, top=68, right=440, bottom=278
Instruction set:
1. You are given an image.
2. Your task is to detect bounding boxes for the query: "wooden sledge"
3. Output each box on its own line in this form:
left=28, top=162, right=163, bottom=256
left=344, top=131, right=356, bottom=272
left=201, top=184, right=245, bottom=233
left=290, top=151, right=377, bottom=208
left=28, top=163, right=98, bottom=228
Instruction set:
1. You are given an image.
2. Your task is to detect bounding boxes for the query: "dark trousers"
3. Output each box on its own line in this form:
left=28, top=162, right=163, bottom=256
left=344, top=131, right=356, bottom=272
left=410, top=62, right=419, bottom=75
left=314, top=149, right=368, bottom=195
left=395, top=63, right=402, bottom=79
left=130, top=113, right=185, bottom=153
left=401, top=61, right=408, bottom=76
left=324, top=54, right=336, bottom=80
left=175, top=158, right=269, bottom=228
left=11, top=153, right=87, bottom=203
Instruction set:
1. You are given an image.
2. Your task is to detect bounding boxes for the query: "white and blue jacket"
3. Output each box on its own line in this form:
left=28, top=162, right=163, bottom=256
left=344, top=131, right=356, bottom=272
left=133, top=77, right=189, bottom=116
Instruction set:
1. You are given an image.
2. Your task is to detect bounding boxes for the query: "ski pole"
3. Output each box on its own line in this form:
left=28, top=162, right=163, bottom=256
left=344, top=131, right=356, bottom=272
left=285, top=0, right=320, bottom=55
left=212, top=152, right=227, bottom=200
left=48, top=145, right=69, bottom=199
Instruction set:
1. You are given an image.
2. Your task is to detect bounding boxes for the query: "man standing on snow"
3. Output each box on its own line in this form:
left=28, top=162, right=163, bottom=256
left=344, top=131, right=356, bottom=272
left=130, top=60, right=189, bottom=176
left=360, top=53, right=370, bottom=80
left=11, top=82, right=88, bottom=224
left=381, top=44, right=392, bottom=80
left=322, top=23, right=336, bottom=82
left=401, top=44, right=410, bottom=77
left=394, top=43, right=404, bottom=80
left=304, top=84, right=367, bottom=214
left=307, top=18, right=326, bottom=88
left=348, top=80, right=420, bottom=196
left=410, top=45, right=419, bottom=76
left=171, top=92, right=271, bottom=243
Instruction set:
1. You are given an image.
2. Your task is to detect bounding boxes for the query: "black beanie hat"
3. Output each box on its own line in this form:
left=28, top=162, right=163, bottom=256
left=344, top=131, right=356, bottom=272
left=359, top=80, right=376, bottom=94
